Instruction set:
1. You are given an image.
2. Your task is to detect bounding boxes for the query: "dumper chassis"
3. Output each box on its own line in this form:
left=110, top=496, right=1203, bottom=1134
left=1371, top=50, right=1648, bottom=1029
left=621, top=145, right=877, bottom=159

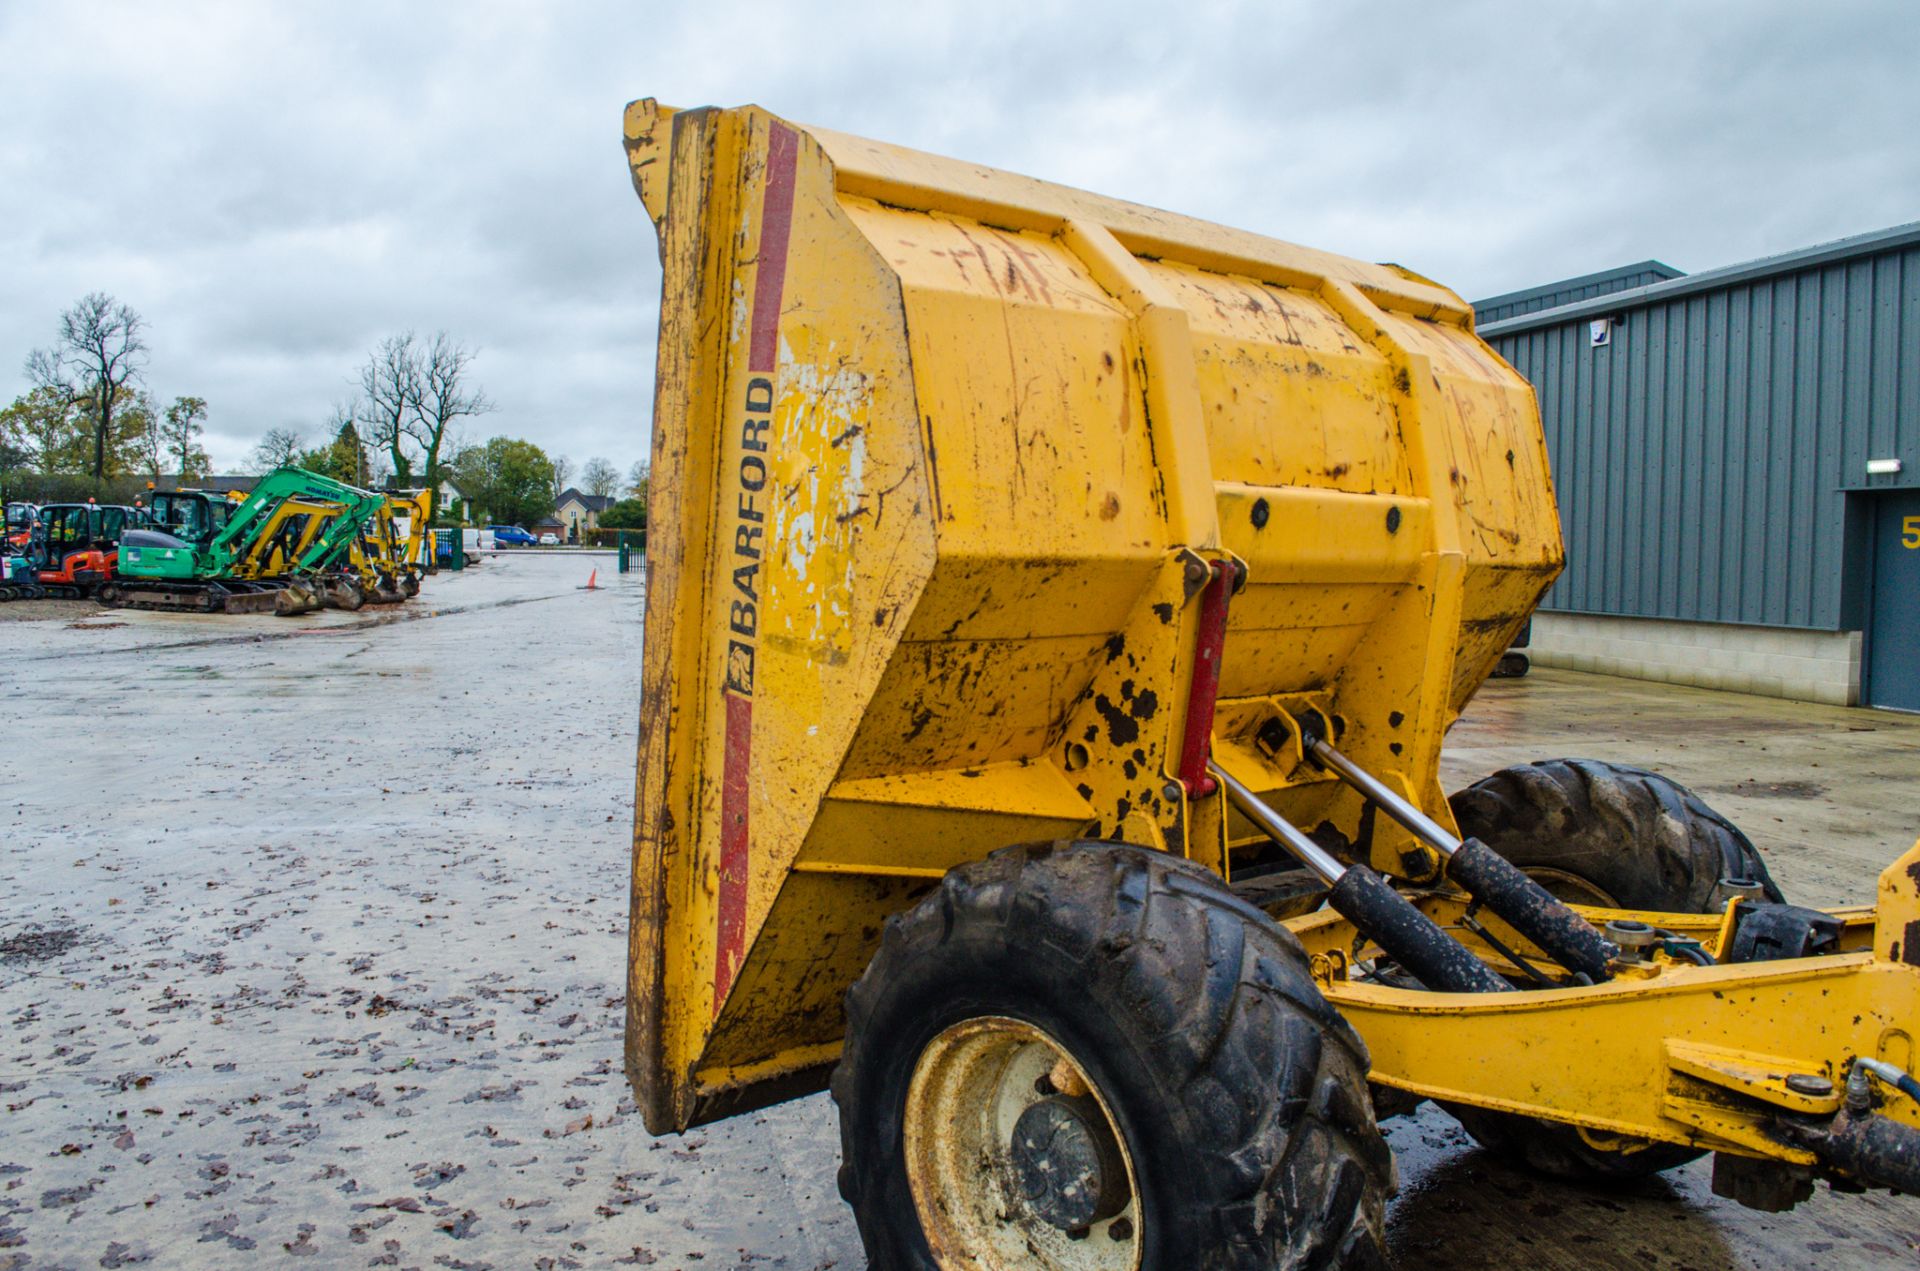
left=621, top=99, right=1920, bottom=1269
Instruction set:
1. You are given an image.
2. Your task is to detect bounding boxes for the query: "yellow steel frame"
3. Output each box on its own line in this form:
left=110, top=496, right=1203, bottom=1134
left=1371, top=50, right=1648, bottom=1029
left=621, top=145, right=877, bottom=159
left=232, top=497, right=341, bottom=579
left=347, top=490, right=430, bottom=588
left=1285, top=840, right=1920, bottom=1159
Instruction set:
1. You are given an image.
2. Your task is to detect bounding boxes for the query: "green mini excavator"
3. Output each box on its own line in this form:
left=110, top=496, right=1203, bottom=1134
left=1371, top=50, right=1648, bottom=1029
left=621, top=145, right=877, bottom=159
left=103, top=466, right=388, bottom=614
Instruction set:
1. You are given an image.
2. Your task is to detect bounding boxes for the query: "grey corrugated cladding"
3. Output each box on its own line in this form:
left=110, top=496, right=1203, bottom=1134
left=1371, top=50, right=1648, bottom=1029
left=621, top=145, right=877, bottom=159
left=1475, top=221, right=1920, bottom=632
left=1475, top=261, right=1685, bottom=325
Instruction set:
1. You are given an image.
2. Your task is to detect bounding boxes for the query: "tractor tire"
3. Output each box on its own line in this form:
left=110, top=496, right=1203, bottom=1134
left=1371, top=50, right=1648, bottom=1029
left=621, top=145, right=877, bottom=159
left=834, top=841, right=1392, bottom=1271
left=1440, top=758, right=1781, bottom=1181
left=1448, top=758, right=1783, bottom=912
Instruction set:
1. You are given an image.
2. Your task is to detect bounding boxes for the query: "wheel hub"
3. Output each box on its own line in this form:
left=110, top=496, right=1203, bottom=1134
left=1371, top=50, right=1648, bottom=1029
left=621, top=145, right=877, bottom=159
left=1010, top=1094, right=1130, bottom=1230
left=903, top=1016, right=1142, bottom=1269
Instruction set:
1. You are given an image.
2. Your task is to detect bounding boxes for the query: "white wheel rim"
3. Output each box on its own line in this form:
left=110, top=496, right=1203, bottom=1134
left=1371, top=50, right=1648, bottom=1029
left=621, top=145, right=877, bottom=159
left=903, top=1016, right=1142, bottom=1271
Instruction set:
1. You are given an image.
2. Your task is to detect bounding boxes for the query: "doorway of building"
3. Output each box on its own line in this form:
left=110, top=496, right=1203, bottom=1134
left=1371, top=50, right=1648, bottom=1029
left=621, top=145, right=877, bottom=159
left=1866, top=490, right=1920, bottom=711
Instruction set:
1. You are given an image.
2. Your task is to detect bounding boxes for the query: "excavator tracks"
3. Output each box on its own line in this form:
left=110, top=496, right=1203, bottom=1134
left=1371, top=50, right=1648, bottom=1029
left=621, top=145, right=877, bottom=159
left=99, top=579, right=314, bottom=616
left=0, top=583, right=83, bottom=602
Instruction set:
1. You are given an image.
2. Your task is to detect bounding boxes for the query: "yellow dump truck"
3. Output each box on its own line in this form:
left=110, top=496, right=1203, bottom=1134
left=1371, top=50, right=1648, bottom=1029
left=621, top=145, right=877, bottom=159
left=621, top=99, right=1920, bottom=1268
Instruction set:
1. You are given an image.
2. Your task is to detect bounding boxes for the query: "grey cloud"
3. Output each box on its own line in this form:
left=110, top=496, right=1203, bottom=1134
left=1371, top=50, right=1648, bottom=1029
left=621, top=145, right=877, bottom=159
left=4, top=0, right=1915, bottom=470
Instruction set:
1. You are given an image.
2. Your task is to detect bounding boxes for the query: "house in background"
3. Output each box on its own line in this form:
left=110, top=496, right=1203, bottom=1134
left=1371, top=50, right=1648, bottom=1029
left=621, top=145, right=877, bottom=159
left=434, top=476, right=470, bottom=524
left=553, top=488, right=613, bottom=542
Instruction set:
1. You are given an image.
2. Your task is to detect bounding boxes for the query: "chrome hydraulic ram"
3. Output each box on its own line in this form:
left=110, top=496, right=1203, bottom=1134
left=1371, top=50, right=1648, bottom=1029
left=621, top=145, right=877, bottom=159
left=1301, top=730, right=1618, bottom=983
left=1211, top=763, right=1508, bottom=994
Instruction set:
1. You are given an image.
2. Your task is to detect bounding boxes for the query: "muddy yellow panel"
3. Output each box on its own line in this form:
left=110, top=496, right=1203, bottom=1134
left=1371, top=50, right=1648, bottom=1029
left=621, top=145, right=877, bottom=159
left=623, top=99, right=1564, bottom=1131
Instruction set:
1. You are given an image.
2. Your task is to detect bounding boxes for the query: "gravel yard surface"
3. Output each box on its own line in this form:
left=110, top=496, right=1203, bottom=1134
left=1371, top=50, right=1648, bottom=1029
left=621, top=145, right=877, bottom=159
left=2, top=557, right=846, bottom=1270
left=3, top=555, right=1916, bottom=1268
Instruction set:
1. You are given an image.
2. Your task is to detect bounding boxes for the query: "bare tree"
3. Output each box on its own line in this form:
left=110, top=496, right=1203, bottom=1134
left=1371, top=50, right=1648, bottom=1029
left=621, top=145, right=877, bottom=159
left=26, top=292, right=148, bottom=482
left=550, top=453, right=573, bottom=500
left=358, top=332, right=420, bottom=486
left=250, top=426, right=305, bottom=474
left=626, top=458, right=650, bottom=499
left=406, top=332, right=492, bottom=515
left=582, top=456, right=620, bottom=500
left=365, top=445, right=393, bottom=489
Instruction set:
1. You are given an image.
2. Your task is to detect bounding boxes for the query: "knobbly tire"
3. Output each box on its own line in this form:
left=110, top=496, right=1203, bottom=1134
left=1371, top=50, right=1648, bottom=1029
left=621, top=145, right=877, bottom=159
left=1442, top=758, right=1783, bottom=1180
left=1448, top=758, right=1783, bottom=912
left=833, top=840, right=1393, bottom=1270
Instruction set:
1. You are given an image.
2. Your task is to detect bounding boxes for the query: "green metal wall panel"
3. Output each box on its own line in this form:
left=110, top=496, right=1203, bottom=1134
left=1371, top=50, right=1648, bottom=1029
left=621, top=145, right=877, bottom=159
left=1483, top=228, right=1920, bottom=632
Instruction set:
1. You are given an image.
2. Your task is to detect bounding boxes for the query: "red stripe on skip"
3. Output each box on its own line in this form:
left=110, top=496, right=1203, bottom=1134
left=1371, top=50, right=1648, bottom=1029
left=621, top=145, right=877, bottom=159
left=713, top=121, right=798, bottom=1014
left=714, top=691, right=754, bottom=1009
left=748, top=122, right=799, bottom=374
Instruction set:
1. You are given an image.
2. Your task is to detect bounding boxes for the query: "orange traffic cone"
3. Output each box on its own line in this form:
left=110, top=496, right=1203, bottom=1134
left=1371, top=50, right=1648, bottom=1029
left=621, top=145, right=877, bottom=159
left=579, top=568, right=600, bottom=591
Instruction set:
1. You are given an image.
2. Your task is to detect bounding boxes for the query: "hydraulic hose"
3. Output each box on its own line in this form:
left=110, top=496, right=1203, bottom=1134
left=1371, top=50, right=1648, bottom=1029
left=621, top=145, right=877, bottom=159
left=1302, top=732, right=1618, bottom=982
left=1212, top=763, right=1509, bottom=994
left=1777, top=1058, right=1920, bottom=1194
left=1855, top=1057, right=1920, bottom=1109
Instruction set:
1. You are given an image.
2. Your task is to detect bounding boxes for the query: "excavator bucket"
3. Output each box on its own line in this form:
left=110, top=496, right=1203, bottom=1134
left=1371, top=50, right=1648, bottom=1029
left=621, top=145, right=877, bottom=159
left=623, top=99, right=1562, bottom=1133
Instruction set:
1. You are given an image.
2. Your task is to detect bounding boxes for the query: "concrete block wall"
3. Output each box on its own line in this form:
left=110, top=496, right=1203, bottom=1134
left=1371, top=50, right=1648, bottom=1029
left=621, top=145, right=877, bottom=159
left=1528, top=613, right=1862, bottom=706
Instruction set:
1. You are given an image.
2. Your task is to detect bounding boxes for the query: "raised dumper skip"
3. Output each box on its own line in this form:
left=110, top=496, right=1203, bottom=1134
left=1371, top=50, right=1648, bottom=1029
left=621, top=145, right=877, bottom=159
left=622, top=98, right=1920, bottom=1269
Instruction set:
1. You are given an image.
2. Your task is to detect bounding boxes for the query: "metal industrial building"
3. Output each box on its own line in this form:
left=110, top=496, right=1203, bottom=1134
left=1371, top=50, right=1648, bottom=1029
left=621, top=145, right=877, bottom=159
left=1474, top=222, right=1920, bottom=711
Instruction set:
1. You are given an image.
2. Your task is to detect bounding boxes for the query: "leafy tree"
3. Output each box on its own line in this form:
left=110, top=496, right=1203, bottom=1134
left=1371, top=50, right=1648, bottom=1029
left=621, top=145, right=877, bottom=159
left=0, top=396, right=37, bottom=498
left=599, top=496, right=648, bottom=530
left=297, top=419, right=372, bottom=485
left=126, top=390, right=165, bottom=476
left=162, top=396, right=211, bottom=478
left=250, top=426, right=305, bottom=474
left=0, top=437, right=26, bottom=501
left=81, top=386, right=156, bottom=477
left=3, top=387, right=89, bottom=473
left=582, top=456, right=620, bottom=500
left=25, top=292, right=148, bottom=482
left=466, top=436, right=555, bottom=528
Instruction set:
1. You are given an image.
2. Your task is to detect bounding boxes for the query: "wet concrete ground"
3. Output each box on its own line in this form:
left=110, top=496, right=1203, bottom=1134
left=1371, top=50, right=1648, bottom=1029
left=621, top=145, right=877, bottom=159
left=2, top=554, right=1917, bottom=1268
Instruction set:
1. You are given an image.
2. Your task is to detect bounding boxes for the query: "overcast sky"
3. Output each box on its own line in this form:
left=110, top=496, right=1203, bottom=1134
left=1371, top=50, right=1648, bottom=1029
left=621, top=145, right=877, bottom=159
left=4, top=1, right=1916, bottom=474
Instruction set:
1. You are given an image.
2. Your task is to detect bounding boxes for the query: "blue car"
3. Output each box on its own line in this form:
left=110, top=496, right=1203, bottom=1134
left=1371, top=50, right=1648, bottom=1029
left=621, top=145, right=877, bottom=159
left=488, top=524, right=537, bottom=547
